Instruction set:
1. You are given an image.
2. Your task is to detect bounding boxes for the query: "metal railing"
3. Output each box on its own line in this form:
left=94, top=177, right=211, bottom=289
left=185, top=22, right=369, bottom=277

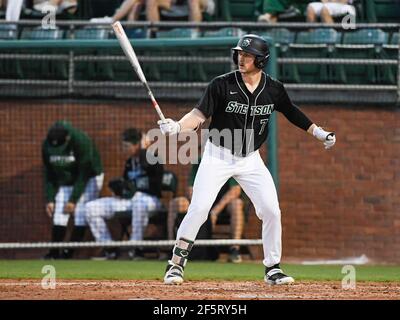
left=0, top=37, right=239, bottom=100
left=0, top=239, right=263, bottom=250
left=0, top=20, right=399, bottom=104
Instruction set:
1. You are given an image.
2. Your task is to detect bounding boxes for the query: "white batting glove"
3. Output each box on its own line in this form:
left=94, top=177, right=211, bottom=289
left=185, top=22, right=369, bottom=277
left=157, top=118, right=181, bottom=136
left=312, top=126, right=336, bottom=149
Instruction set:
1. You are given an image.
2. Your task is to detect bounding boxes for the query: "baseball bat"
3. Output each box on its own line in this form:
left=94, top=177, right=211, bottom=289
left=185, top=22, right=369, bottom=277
left=112, top=21, right=166, bottom=121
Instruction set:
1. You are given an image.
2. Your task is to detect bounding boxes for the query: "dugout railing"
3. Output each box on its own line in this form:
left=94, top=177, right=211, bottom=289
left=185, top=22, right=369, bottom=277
left=0, top=20, right=399, bottom=105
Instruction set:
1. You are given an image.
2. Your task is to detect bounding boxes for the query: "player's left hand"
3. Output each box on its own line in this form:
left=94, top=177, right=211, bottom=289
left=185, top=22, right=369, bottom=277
left=64, top=202, right=76, bottom=215
left=312, top=126, right=336, bottom=149
left=324, top=132, right=336, bottom=150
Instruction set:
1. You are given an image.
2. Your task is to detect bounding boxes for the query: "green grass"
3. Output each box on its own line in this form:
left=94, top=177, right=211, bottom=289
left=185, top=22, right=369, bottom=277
left=1, top=260, right=400, bottom=282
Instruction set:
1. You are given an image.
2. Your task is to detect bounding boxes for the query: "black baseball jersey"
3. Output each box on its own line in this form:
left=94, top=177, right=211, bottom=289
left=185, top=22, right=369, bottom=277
left=196, top=70, right=313, bottom=156
left=123, top=149, right=163, bottom=197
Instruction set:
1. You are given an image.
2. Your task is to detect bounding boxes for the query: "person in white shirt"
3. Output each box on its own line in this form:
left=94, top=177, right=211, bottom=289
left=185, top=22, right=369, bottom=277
left=33, top=0, right=77, bottom=14
left=90, top=0, right=215, bottom=24
left=306, top=0, right=356, bottom=23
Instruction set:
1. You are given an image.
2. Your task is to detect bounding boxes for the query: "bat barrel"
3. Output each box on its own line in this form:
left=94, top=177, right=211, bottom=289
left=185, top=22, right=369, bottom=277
left=112, top=21, right=166, bottom=122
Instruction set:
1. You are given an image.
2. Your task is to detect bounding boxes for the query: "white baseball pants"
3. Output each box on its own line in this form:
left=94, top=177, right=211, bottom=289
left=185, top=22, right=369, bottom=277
left=53, top=174, right=104, bottom=227
left=86, top=191, right=162, bottom=241
left=176, top=140, right=282, bottom=268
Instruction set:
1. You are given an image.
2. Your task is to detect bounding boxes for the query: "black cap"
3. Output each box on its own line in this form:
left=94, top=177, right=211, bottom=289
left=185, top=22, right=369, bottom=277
left=122, top=128, right=142, bottom=144
left=47, top=123, right=69, bottom=147
left=232, top=34, right=269, bottom=58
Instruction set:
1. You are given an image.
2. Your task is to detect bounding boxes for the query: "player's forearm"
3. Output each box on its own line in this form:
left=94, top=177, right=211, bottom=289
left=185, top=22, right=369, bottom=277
left=44, top=167, right=58, bottom=202
left=186, top=187, right=193, bottom=201
left=70, top=173, right=89, bottom=203
left=282, top=104, right=313, bottom=131
left=178, top=108, right=206, bottom=132
left=45, top=181, right=58, bottom=202
left=158, top=109, right=206, bottom=135
left=307, top=123, right=317, bottom=135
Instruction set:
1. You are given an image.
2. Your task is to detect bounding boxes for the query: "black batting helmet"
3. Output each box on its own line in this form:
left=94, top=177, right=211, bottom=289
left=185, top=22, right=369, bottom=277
left=232, top=34, right=270, bottom=69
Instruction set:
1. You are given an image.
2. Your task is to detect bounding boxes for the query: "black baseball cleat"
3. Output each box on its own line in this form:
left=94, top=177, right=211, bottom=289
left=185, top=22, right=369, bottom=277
left=264, top=266, right=295, bottom=286
left=164, top=261, right=184, bottom=285
left=60, top=249, right=74, bottom=259
left=42, top=250, right=60, bottom=260
left=128, top=248, right=145, bottom=261
left=228, top=247, right=242, bottom=263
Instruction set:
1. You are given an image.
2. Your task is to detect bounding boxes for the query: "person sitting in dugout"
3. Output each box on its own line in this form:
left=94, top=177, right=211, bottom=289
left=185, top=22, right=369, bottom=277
left=85, top=128, right=164, bottom=260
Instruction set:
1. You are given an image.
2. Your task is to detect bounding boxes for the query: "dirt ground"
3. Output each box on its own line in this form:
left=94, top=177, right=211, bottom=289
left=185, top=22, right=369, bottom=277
left=1, top=279, right=399, bottom=300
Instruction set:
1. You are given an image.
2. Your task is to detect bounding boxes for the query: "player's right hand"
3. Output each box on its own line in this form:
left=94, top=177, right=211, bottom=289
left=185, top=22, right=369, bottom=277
left=46, top=202, right=55, bottom=218
left=157, top=119, right=181, bottom=136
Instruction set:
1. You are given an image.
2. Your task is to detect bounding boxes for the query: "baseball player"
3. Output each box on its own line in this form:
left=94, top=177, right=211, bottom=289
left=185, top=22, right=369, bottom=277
left=42, top=120, right=104, bottom=259
left=85, top=128, right=164, bottom=259
left=158, top=34, right=336, bottom=285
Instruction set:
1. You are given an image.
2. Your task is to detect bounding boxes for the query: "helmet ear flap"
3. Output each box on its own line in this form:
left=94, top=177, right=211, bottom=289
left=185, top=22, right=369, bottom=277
left=232, top=50, right=238, bottom=65
left=233, top=50, right=269, bottom=69
left=255, top=54, right=270, bottom=69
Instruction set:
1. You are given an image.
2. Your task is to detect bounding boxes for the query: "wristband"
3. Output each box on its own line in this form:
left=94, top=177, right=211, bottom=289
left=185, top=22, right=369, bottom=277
left=312, top=126, right=328, bottom=141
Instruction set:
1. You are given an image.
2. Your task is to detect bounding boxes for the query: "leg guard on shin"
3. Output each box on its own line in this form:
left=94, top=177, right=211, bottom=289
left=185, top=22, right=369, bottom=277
left=164, top=238, right=194, bottom=285
left=171, top=237, right=194, bottom=267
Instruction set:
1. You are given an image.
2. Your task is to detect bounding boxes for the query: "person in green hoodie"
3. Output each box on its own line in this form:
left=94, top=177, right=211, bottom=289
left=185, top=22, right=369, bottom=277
left=42, top=120, right=104, bottom=259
